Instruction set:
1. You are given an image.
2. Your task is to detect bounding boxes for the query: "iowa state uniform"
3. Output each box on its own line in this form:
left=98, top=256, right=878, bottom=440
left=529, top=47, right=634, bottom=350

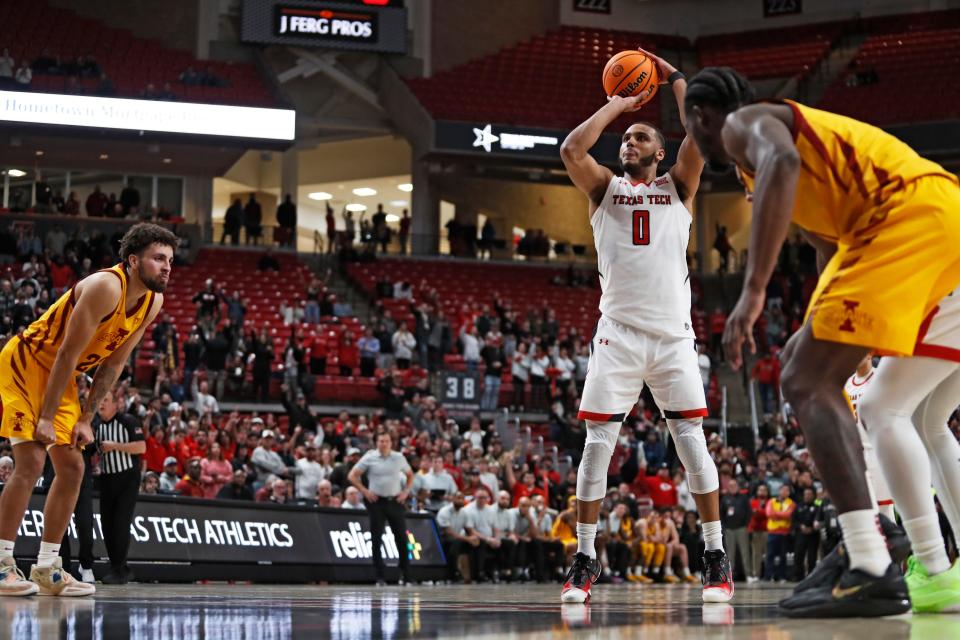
left=0, top=265, right=155, bottom=446
left=737, top=100, right=960, bottom=357
left=578, top=173, right=707, bottom=423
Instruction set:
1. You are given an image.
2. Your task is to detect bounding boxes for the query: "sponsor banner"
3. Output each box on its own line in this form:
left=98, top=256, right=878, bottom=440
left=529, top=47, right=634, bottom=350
left=0, top=90, right=295, bottom=141
left=14, top=494, right=445, bottom=568
left=242, top=0, right=407, bottom=54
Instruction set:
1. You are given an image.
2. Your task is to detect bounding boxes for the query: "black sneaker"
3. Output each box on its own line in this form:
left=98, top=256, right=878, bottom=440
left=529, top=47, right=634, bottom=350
left=878, top=513, right=911, bottom=564
left=701, top=550, right=735, bottom=602
left=796, top=543, right=848, bottom=593
left=779, top=563, right=911, bottom=618
left=795, top=514, right=910, bottom=594
left=560, top=553, right=601, bottom=603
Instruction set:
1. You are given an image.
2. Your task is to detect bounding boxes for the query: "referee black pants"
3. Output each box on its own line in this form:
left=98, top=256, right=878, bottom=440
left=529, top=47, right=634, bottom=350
left=100, top=469, right=140, bottom=573
left=366, top=497, right=409, bottom=581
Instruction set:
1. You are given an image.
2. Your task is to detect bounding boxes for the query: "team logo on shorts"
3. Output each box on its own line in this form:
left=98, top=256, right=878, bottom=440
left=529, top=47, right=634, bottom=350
left=11, top=411, right=25, bottom=432
left=821, top=299, right=874, bottom=333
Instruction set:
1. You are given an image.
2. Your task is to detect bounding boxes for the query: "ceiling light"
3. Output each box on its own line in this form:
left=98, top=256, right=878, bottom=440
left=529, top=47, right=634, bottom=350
left=389, top=200, right=408, bottom=207
left=162, top=158, right=172, bottom=164
left=385, top=214, right=400, bottom=223
left=35, top=150, right=44, bottom=157
left=99, top=154, right=109, bottom=160
left=352, top=187, right=377, bottom=197
left=7, top=169, right=26, bottom=178
left=345, top=203, right=367, bottom=212
left=308, top=192, right=333, bottom=201
left=397, top=183, right=413, bottom=192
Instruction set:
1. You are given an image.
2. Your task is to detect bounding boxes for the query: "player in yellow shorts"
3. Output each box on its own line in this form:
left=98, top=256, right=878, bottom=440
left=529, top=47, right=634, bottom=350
left=684, top=67, right=960, bottom=618
left=0, top=223, right=176, bottom=597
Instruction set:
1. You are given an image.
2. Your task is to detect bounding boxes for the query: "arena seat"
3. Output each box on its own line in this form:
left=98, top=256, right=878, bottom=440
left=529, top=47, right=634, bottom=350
left=137, top=248, right=374, bottom=402
left=405, top=26, right=688, bottom=131
left=0, top=1, right=274, bottom=107
left=818, top=11, right=960, bottom=125
left=696, top=22, right=843, bottom=80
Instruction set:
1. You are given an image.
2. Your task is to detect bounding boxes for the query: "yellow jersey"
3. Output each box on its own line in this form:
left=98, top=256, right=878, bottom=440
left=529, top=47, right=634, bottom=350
left=737, top=100, right=957, bottom=242
left=18, top=264, right=155, bottom=374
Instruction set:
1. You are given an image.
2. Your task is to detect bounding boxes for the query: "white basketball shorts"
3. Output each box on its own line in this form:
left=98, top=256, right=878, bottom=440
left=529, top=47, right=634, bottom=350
left=577, top=316, right=708, bottom=423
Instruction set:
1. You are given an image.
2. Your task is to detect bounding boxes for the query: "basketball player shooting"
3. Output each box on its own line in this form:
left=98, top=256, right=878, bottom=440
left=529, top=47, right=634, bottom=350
left=559, top=51, right=733, bottom=604
left=683, top=66, right=960, bottom=617
left=0, top=223, right=177, bottom=597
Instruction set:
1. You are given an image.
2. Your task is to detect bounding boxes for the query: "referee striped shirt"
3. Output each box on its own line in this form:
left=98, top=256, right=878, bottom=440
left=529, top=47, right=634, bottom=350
left=93, top=413, right=144, bottom=475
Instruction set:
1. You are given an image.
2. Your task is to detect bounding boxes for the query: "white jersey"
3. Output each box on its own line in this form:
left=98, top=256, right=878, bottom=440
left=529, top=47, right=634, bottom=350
left=844, top=369, right=875, bottom=425
left=592, top=173, right=694, bottom=339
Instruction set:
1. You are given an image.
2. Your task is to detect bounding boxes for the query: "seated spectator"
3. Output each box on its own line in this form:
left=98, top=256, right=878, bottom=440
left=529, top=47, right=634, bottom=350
left=180, top=66, right=201, bottom=85
left=0, top=456, right=13, bottom=485
left=0, top=48, right=14, bottom=81
left=140, top=472, right=160, bottom=495
left=258, top=251, right=280, bottom=272
left=268, top=478, right=292, bottom=504
left=32, top=49, right=57, bottom=74
left=316, top=479, right=335, bottom=507
left=95, top=73, right=115, bottom=97
left=140, top=83, right=160, bottom=100
left=174, top=458, right=206, bottom=498
left=342, top=486, right=366, bottom=509
left=200, top=442, right=232, bottom=499
left=157, top=82, right=177, bottom=101
left=159, top=456, right=180, bottom=493
left=14, top=62, right=31, bottom=89
left=218, top=468, right=254, bottom=501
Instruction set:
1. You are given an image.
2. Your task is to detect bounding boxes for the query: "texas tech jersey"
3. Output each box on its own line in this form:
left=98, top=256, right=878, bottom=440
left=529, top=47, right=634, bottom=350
left=844, top=369, right=875, bottom=424
left=592, top=173, right=694, bottom=338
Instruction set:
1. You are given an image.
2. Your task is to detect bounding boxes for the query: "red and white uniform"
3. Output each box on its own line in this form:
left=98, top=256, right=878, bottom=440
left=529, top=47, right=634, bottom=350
left=845, top=368, right=895, bottom=510
left=579, top=174, right=706, bottom=422
left=915, top=287, right=960, bottom=361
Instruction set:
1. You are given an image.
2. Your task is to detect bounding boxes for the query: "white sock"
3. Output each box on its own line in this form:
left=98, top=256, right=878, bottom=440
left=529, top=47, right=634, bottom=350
left=903, top=514, right=951, bottom=576
left=680, top=566, right=690, bottom=578
left=0, top=539, right=14, bottom=560
left=839, top=510, right=890, bottom=577
left=702, top=520, right=723, bottom=551
left=36, top=542, right=60, bottom=568
left=665, top=566, right=675, bottom=577
left=576, top=522, right=597, bottom=559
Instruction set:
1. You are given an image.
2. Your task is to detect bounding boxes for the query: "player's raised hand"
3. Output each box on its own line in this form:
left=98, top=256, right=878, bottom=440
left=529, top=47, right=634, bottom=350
left=636, top=48, right=677, bottom=84
left=723, top=289, right=765, bottom=370
left=35, top=417, right=56, bottom=445
left=606, top=94, right=645, bottom=112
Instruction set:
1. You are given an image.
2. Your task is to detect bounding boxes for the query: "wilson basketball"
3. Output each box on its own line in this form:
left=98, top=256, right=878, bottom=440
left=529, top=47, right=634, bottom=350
left=603, top=50, right=659, bottom=105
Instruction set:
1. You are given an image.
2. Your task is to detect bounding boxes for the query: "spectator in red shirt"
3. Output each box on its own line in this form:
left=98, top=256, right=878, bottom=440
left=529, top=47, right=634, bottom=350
left=144, top=424, right=170, bottom=473
left=709, top=307, right=727, bottom=362
left=506, top=454, right=550, bottom=506
left=339, top=332, right=360, bottom=376
left=48, top=255, right=75, bottom=294
left=643, top=463, right=679, bottom=508
left=748, top=484, right=770, bottom=583
left=751, top=348, right=782, bottom=414
left=174, top=458, right=206, bottom=498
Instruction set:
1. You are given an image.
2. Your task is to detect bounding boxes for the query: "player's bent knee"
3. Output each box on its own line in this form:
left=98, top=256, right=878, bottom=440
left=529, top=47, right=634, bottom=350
left=666, top=418, right=719, bottom=494
left=577, top=420, right=620, bottom=502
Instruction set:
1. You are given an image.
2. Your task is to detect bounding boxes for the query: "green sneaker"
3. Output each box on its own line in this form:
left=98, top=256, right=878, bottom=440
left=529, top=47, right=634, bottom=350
left=905, top=556, right=960, bottom=613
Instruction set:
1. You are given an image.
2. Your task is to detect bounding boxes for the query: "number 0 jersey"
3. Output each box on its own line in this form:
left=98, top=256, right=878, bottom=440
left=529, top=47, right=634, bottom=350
left=591, top=172, right=694, bottom=339
left=18, top=264, right=155, bottom=373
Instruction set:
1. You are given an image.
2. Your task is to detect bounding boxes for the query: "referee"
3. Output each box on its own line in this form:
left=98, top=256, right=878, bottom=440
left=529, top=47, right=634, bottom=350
left=348, top=432, right=414, bottom=586
left=94, top=390, right=145, bottom=585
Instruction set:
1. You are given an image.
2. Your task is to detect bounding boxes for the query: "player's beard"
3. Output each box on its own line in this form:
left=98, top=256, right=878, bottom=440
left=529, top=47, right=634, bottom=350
left=138, top=263, right=167, bottom=293
left=620, top=151, right=658, bottom=175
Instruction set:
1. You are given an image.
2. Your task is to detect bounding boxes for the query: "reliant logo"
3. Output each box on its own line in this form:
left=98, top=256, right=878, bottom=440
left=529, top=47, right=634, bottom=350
left=472, top=123, right=559, bottom=153
left=329, top=521, right=422, bottom=560
left=275, top=6, right=377, bottom=41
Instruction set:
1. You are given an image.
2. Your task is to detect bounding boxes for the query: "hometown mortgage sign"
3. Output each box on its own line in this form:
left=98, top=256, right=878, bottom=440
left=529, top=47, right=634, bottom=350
left=13, top=495, right=442, bottom=567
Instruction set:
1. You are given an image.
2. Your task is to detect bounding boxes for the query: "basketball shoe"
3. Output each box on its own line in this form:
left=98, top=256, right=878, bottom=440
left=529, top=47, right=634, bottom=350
left=560, top=553, right=601, bottom=603
left=904, top=556, right=960, bottom=613
left=779, top=563, right=910, bottom=618
left=701, top=550, right=735, bottom=602
left=0, top=556, right=38, bottom=596
left=30, top=558, right=95, bottom=597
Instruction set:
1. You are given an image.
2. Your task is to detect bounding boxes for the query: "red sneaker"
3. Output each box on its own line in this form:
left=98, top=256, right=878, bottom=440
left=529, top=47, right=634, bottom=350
left=561, top=553, right=601, bottom=603
left=701, top=550, right=735, bottom=603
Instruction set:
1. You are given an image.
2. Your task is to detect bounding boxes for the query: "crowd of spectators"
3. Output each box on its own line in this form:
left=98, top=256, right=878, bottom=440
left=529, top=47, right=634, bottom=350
left=1, top=218, right=958, bottom=587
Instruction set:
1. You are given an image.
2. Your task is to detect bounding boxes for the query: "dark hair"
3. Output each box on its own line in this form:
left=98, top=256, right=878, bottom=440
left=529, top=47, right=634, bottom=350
left=119, top=223, right=180, bottom=263
left=684, top=66, right=756, bottom=114
left=629, top=120, right=666, bottom=149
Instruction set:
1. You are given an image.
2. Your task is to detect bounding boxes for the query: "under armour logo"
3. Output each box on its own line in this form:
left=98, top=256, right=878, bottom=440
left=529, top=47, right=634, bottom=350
left=597, top=338, right=609, bottom=346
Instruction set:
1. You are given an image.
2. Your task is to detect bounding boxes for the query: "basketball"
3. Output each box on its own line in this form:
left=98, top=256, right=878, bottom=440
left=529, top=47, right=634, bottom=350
left=603, top=50, right=660, bottom=105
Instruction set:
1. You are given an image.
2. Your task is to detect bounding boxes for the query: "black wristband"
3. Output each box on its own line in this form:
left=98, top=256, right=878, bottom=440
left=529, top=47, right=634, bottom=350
left=668, top=71, right=686, bottom=84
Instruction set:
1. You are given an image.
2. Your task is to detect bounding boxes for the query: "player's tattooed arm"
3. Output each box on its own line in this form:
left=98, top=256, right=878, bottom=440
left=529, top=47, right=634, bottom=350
left=79, top=362, right=123, bottom=422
